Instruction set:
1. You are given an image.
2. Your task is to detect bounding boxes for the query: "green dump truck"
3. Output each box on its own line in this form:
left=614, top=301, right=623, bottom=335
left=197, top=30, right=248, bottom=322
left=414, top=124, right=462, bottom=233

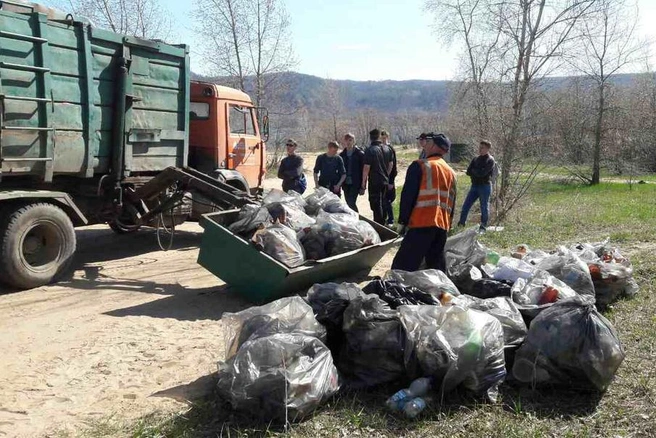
left=0, top=2, right=268, bottom=289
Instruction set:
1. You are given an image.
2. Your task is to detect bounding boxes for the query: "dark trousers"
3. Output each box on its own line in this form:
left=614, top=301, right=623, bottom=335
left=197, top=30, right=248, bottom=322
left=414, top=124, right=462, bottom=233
left=383, top=186, right=396, bottom=224
left=391, top=227, right=448, bottom=272
left=343, top=184, right=360, bottom=213
left=368, top=185, right=387, bottom=225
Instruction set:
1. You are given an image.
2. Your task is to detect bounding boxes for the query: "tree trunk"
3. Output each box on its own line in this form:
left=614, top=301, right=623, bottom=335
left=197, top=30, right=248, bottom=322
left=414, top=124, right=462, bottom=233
left=592, top=84, right=604, bottom=185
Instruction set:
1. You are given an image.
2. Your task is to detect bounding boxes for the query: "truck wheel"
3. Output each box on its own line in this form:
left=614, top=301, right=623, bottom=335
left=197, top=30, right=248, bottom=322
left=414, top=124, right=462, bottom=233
left=0, top=203, right=76, bottom=289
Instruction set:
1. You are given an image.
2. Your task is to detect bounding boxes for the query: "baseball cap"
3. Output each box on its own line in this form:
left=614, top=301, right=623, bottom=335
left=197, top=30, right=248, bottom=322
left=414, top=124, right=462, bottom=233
left=424, top=132, right=450, bottom=152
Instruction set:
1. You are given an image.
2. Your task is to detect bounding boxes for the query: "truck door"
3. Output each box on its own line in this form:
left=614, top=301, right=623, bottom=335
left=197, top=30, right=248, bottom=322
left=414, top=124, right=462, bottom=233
left=226, top=104, right=262, bottom=189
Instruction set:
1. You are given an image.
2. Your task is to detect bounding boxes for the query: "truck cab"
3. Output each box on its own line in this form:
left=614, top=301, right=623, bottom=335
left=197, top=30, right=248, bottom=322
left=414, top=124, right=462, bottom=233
left=189, top=82, right=267, bottom=194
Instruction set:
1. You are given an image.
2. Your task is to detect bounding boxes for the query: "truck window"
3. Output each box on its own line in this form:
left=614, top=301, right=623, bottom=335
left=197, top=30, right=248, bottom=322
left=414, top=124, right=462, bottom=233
left=190, top=102, right=210, bottom=120
left=229, top=105, right=256, bottom=136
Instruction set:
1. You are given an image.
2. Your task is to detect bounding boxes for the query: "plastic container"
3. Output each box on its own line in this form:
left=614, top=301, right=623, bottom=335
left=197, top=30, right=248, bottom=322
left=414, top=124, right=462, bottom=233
left=385, top=377, right=432, bottom=412
left=403, top=397, right=428, bottom=419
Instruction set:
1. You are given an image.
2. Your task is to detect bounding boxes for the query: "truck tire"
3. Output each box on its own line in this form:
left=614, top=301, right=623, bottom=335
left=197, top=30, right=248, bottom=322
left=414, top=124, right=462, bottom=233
left=0, top=203, right=76, bottom=289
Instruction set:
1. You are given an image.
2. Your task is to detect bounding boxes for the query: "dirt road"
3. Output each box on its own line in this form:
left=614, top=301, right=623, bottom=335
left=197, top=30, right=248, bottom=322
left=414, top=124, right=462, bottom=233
left=0, top=177, right=398, bottom=437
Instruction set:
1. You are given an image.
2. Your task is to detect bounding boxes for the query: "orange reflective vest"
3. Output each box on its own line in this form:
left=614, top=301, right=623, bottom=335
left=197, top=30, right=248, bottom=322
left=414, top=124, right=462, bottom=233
left=408, top=156, right=457, bottom=230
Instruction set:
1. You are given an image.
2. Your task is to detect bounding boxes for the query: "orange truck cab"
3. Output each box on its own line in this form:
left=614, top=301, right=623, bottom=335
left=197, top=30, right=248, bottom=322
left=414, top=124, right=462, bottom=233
left=189, top=81, right=268, bottom=193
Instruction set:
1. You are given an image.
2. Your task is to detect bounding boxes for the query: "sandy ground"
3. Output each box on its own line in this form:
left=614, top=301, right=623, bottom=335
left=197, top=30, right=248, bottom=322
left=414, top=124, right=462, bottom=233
left=0, top=172, right=399, bottom=437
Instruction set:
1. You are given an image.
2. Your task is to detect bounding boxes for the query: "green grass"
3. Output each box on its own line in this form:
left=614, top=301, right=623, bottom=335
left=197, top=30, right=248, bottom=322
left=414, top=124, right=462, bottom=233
left=76, top=174, right=656, bottom=438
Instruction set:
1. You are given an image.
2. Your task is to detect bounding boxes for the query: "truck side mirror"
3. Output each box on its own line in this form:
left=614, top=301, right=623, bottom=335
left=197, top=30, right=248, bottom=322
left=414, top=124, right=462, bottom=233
left=261, top=114, right=270, bottom=142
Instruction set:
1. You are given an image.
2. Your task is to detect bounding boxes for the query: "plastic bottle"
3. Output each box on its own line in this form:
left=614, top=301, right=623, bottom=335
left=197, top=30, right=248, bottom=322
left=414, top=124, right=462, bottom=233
left=385, top=377, right=432, bottom=411
left=403, top=397, right=428, bottom=419
left=486, top=250, right=500, bottom=265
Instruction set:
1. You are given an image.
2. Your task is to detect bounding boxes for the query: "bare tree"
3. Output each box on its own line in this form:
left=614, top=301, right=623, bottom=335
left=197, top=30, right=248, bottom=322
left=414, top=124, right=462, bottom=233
left=321, top=78, right=346, bottom=141
left=53, top=0, right=171, bottom=39
left=571, top=0, right=646, bottom=184
left=195, top=0, right=296, bottom=108
left=425, top=0, right=501, bottom=138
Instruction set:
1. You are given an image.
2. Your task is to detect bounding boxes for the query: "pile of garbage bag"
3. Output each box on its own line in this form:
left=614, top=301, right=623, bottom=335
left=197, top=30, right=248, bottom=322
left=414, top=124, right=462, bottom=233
left=229, top=188, right=382, bottom=267
left=217, top=297, right=339, bottom=422
left=214, top=230, right=635, bottom=423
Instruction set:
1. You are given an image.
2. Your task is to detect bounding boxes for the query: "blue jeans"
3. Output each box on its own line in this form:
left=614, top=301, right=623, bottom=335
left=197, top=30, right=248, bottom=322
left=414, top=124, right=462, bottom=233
left=458, top=184, right=491, bottom=227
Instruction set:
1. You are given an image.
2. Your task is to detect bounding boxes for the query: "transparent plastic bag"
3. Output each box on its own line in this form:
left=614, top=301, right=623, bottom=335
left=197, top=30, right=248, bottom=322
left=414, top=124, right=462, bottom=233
left=217, top=333, right=340, bottom=422
left=228, top=205, right=272, bottom=235
left=512, top=296, right=625, bottom=391
left=305, top=187, right=356, bottom=217
left=316, top=211, right=372, bottom=256
left=453, top=295, right=527, bottom=347
left=589, top=261, right=639, bottom=306
left=263, top=188, right=307, bottom=210
left=399, top=305, right=506, bottom=401
left=337, top=295, right=409, bottom=388
left=445, top=228, right=489, bottom=272
left=571, top=239, right=639, bottom=305
left=222, top=296, right=326, bottom=360
left=265, top=202, right=316, bottom=231
left=535, top=246, right=595, bottom=298
left=511, top=270, right=579, bottom=320
left=252, top=222, right=306, bottom=267
left=384, top=269, right=460, bottom=299
left=489, top=256, right=536, bottom=283
left=356, top=220, right=382, bottom=245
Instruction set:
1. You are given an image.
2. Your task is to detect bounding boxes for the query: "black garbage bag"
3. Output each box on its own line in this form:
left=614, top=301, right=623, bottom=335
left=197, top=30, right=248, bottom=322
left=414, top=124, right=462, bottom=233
left=399, top=305, right=506, bottom=402
left=449, top=263, right=484, bottom=295
left=470, top=279, right=513, bottom=299
left=217, top=333, right=340, bottom=422
left=362, top=278, right=441, bottom=308
left=306, top=283, right=365, bottom=356
left=306, top=283, right=364, bottom=329
left=337, top=295, right=410, bottom=388
left=223, top=296, right=326, bottom=360
left=453, top=295, right=527, bottom=347
left=229, top=205, right=272, bottom=235
left=512, top=296, right=625, bottom=391
left=297, top=226, right=328, bottom=260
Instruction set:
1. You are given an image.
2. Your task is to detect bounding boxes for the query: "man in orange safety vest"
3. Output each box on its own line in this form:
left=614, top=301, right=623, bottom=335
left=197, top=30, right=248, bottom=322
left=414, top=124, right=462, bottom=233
left=391, top=132, right=457, bottom=272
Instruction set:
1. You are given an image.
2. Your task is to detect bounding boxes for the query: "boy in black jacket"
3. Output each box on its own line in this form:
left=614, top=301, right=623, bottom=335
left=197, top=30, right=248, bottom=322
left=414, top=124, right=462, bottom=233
left=457, top=140, right=498, bottom=232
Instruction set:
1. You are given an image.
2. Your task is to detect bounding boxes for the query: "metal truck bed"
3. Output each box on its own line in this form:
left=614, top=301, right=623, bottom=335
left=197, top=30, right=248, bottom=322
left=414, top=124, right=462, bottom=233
left=0, top=2, right=190, bottom=182
left=197, top=210, right=400, bottom=303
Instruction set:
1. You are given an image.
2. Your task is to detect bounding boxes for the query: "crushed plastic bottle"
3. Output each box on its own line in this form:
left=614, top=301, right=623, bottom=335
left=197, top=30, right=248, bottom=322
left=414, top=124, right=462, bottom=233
left=403, top=397, right=428, bottom=419
left=385, top=377, right=432, bottom=411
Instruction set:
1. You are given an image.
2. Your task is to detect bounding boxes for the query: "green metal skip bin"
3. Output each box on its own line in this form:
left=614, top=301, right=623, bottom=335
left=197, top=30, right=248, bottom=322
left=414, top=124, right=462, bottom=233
left=197, top=210, right=400, bottom=303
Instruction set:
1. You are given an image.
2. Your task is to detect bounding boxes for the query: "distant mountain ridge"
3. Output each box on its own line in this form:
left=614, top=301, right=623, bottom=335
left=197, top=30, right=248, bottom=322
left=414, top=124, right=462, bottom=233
left=191, top=71, right=644, bottom=114
left=191, top=71, right=455, bottom=113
